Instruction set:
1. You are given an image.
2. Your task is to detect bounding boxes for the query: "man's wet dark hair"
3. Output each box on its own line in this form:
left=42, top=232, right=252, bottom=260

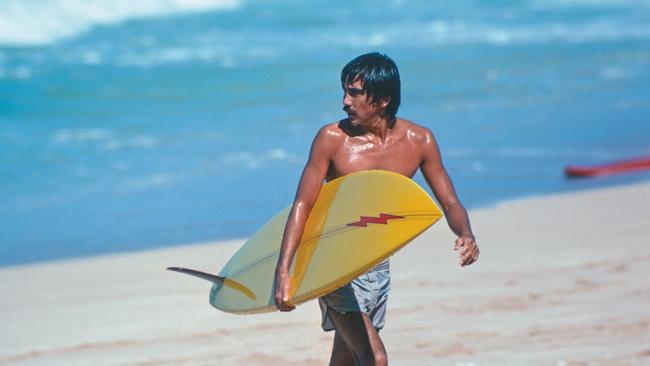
left=341, top=52, right=401, bottom=120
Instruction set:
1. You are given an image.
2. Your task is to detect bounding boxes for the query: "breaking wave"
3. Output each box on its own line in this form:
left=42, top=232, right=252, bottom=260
left=0, top=0, right=241, bottom=46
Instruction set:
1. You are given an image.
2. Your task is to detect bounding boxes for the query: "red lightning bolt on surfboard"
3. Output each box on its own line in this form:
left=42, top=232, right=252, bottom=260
left=346, top=213, right=405, bottom=227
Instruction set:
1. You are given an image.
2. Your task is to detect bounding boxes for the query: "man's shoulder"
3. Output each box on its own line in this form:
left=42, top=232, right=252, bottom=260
left=396, top=117, right=434, bottom=141
left=320, top=121, right=344, bottom=133
left=310, top=121, right=347, bottom=150
left=314, top=121, right=348, bottom=140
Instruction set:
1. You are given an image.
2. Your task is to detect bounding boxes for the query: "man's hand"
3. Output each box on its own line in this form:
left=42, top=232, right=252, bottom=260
left=274, top=272, right=296, bottom=312
left=454, top=236, right=479, bottom=267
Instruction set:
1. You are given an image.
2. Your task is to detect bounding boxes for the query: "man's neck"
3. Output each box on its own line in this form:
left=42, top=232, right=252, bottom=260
left=362, top=115, right=395, bottom=143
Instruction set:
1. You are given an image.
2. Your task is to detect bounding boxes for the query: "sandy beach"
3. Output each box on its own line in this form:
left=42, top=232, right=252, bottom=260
left=1, top=181, right=649, bottom=366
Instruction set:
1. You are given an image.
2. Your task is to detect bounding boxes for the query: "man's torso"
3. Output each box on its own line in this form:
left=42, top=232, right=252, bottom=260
left=324, top=117, right=428, bottom=181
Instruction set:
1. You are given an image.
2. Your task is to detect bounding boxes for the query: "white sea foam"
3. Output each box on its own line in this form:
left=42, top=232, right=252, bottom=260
left=367, top=33, right=388, bottom=47
left=82, top=51, right=102, bottom=65
left=0, top=0, right=241, bottom=46
left=302, top=16, right=650, bottom=53
left=123, top=173, right=176, bottom=190
left=265, top=148, right=288, bottom=160
left=223, top=148, right=300, bottom=170
left=421, top=19, right=650, bottom=46
left=117, top=46, right=230, bottom=67
left=532, top=0, right=650, bottom=9
left=99, top=135, right=158, bottom=151
left=14, top=66, right=32, bottom=79
left=52, top=129, right=159, bottom=151
left=0, top=65, right=33, bottom=80
left=53, top=128, right=113, bottom=144
left=114, top=43, right=279, bottom=67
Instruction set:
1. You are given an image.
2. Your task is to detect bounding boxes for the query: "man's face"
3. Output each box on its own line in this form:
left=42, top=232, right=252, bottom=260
left=342, top=79, right=387, bottom=126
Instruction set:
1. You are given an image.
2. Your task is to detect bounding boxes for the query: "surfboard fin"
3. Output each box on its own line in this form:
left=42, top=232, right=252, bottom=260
left=167, top=267, right=225, bottom=284
left=167, top=267, right=257, bottom=300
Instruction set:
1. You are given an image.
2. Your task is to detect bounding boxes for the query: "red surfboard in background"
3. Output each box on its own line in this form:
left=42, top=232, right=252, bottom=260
left=565, top=156, right=650, bottom=178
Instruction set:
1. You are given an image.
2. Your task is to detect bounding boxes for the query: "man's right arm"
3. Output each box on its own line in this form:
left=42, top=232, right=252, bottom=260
left=274, top=126, right=337, bottom=311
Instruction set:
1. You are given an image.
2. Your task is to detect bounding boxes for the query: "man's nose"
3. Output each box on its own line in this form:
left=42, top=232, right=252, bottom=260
left=343, top=93, right=351, bottom=106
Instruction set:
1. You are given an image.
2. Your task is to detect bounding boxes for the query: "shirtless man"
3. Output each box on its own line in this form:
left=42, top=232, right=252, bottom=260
left=274, top=52, right=479, bottom=366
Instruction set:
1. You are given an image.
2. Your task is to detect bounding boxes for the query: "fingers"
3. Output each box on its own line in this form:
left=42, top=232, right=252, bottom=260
left=274, top=280, right=295, bottom=312
left=456, top=237, right=479, bottom=267
left=461, top=246, right=479, bottom=266
left=274, top=291, right=291, bottom=311
left=453, top=238, right=462, bottom=251
left=276, top=298, right=295, bottom=312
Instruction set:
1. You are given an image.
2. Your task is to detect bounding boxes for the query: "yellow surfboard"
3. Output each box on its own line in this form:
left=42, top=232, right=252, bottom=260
left=169, top=170, right=442, bottom=314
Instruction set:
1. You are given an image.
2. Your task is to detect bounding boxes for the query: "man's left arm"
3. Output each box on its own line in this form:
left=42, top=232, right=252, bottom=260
left=419, top=129, right=479, bottom=267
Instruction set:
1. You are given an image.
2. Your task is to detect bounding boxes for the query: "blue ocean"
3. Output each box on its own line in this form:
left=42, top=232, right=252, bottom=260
left=1, top=0, right=649, bottom=267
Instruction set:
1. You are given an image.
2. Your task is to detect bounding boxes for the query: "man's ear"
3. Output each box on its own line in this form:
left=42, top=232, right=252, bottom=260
left=381, top=97, right=390, bottom=108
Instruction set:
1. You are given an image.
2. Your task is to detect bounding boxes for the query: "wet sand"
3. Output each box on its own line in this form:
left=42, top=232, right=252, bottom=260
left=1, top=182, right=649, bottom=365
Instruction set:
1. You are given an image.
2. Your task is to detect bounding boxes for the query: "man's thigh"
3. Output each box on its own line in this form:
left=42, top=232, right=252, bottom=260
left=327, top=308, right=387, bottom=363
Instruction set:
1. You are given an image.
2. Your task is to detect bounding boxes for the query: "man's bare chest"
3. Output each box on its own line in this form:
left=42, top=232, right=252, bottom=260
left=329, top=141, right=421, bottom=178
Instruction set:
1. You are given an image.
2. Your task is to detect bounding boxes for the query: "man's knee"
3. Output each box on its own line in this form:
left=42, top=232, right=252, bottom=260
left=374, top=350, right=388, bottom=366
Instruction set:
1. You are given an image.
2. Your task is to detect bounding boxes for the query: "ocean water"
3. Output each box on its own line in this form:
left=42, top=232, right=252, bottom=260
left=1, top=0, right=649, bottom=267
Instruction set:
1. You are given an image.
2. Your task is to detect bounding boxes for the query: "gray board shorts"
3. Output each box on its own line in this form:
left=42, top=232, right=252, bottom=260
left=318, top=259, right=390, bottom=332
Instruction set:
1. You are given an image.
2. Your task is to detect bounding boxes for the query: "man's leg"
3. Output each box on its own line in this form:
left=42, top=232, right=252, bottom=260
left=327, top=308, right=388, bottom=366
left=328, top=331, right=355, bottom=366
